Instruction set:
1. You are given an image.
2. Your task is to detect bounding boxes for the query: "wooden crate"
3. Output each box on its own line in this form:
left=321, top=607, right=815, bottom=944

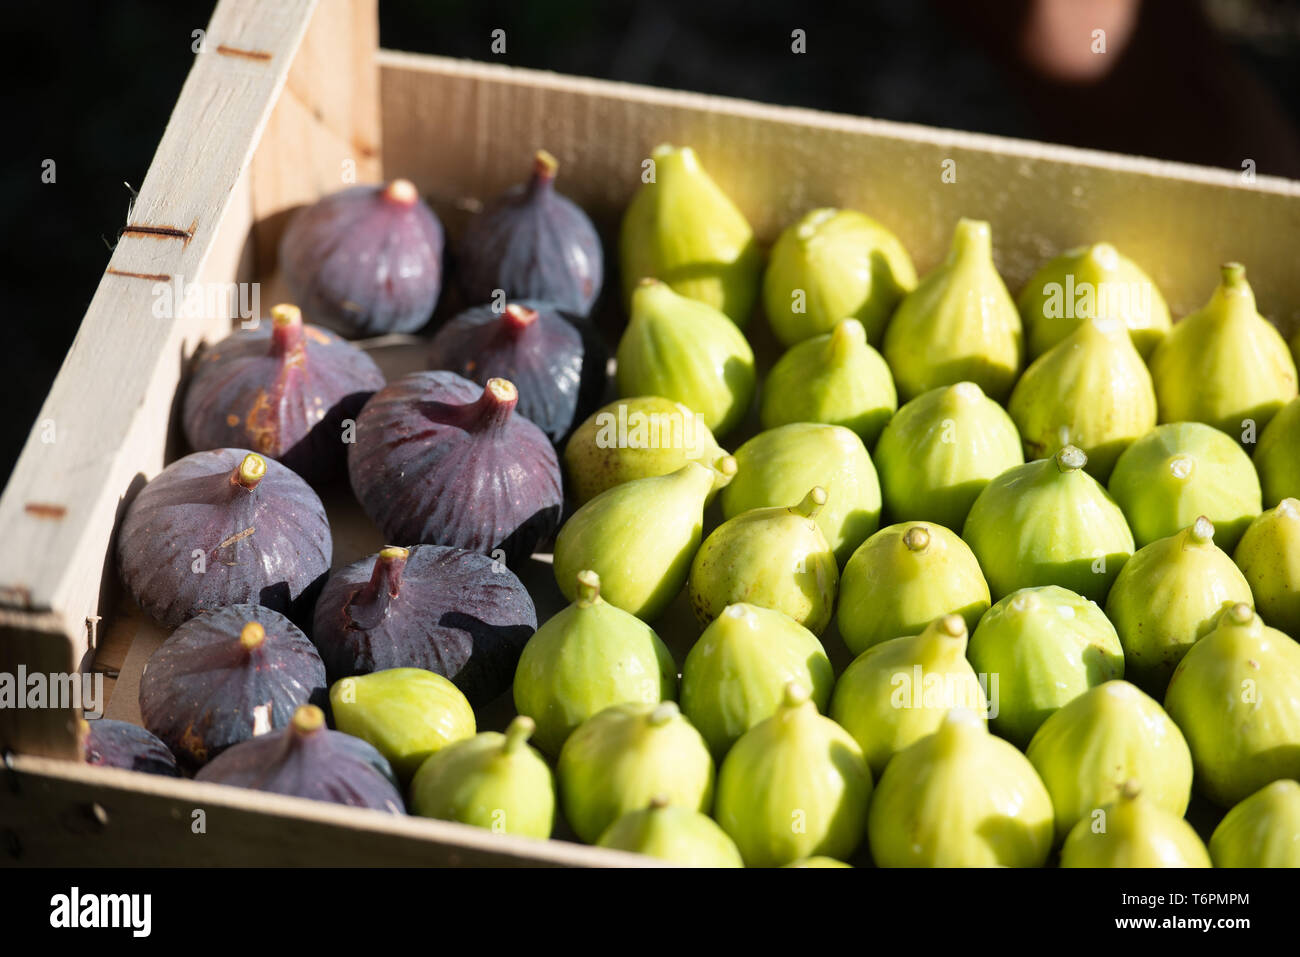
left=2, top=0, right=1299, bottom=866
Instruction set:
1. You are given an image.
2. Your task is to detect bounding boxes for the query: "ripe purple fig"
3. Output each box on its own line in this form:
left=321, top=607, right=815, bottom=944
left=116, top=449, right=332, bottom=628
left=195, top=704, right=404, bottom=813
left=428, top=301, right=608, bottom=443
left=182, top=303, right=385, bottom=483
left=138, top=604, right=327, bottom=768
left=457, top=150, right=603, bottom=316
left=311, top=545, right=537, bottom=705
left=279, top=179, right=444, bottom=337
left=78, top=718, right=181, bottom=777
left=349, top=372, right=563, bottom=561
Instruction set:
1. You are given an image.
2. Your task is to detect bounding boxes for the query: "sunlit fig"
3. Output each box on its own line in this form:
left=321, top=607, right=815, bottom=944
left=1209, top=780, right=1300, bottom=868
left=597, top=796, right=744, bottom=867
left=1254, top=396, right=1300, bottom=506
left=1059, top=781, right=1209, bottom=868
left=1233, top=498, right=1300, bottom=638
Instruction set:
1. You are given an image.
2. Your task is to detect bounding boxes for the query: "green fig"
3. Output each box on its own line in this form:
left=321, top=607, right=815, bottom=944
left=715, top=682, right=872, bottom=867
left=783, top=856, right=852, bottom=868
left=1108, top=422, right=1261, bottom=552
left=688, top=487, right=839, bottom=634
left=328, top=668, right=475, bottom=781
left=680, top=603, right=834, bottom=757
left=759, top=319, right=897, bottom=444
left=721, top=423, right=881, bottom=566
left=830, top=614, right=988, bottom=777
left=1150, top=263, right=1298, bottom=439
left=867, top=708, right=1053, bottom=867
left=968, top=586, right=1124, bottom=747
left=1209, top=780, right=1300, bottom=868
left=596, top=795, right=744, bottom=867
left=557, top=701, right=714, bottom=844
left=513, top=570, right=677, bottom=757
left=616, top=279, right=757, bottom=436
left=1017, top=242, right=1171, bottom=359
left=620, top=144, right=760, bottom=326
left=1026, top=681, right=1193, bottom=842
left=1254, top=396, right=1300, bottom=506
left=1164, top=602, right=1300, bottom=806
left=874, top=381, right=1024, bottom=531
left=837, top=522, right=990, bottom=656
left=1007, top=317, right=1157, bottom=480
left=882, top=218, right=1023, bottom=402
left=553, top=459, right=735, bottom=621
left=1105, top=516, right=1253, bottom=694
left=563, top=396, right=729, bottom=507
left=1059, top=780, right=1210, bottom=868
left=963, top=446, right=1135, bottom=603
left=409, top=716, right=555, bottom=839
left=1234, top=498, right=1300, bottom=637
left=762, top=207, right=916, bottom=347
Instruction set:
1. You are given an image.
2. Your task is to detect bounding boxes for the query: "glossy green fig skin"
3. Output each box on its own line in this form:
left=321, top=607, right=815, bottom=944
left=596, top=802, right=744, bottom=867
left=763, top=207, right=916, bottom=347
left=1233, top=499, right=1300, bottom=638
left=1059, top=786, right=1210, bottom=868
left=1209, top=780, right=1300, bottom=868
left=1105, top=518, right=1253, bottom=695
left=874, top=381, right=1023, bottom=532
left=783, top=856, right=852, bottom=868
left=1254, top=396, right=1300, bottom=507
left=721, top=423, right=881, bottom=566
left=968, top=586, right=1124, bottom=748
left=1108, top=422, right=1262, bottom=552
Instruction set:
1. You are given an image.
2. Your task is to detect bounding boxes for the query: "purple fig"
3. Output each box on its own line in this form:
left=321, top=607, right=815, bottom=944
left=349, top=372, right=563, bottom=561
left=428, top=301, right=608, bottom=443
left=182, top=303, right=385, bottom=483
left=116, top=449, right=332, bottom=628
left=279, top=179, right=444, bottom=337
left=195, top=704, right=404, bottom=813
left=311, top=545, right=537, bottom=706
left=78, top=718, right=181, bottom=777
left=457, top=150, right=603, bottom=316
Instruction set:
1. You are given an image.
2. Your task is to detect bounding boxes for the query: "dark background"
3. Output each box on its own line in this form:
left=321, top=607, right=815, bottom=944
left=3, top=0, right=1299, bottom=482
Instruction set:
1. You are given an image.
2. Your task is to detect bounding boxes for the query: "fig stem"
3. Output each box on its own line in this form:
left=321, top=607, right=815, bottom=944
left=648, top=702, right=679, bottom=727
left=575, top=570, right=601, bottom=606
left=827, top=319, right=865, bottom=364
left=902, top=526, right=931, bottom=553
left=1054, top=446, right=1087, bottom=473
left=1188, top=516, right=1216, bottom=546
left=648, top=794, right=671, bottom=811
left=1220, top=262, right=1247, bottom=288
left=1119, top=779, right=1142, bottom=802
left=949, top=218, right=992, bottom=264
left=793, top=486, right=828, bottom=520
left=935, top=614, right=966, bottom=640
left=291, top=705, right=326, bottom=735
left=474, top=378, right=519, bottom=432
left=503, top=715, right=535, bottom=753
left=531, top=149, right=559, bottom=187
left=381, top=178, right=419, bottom=207
left=1226, top=602, right=1253, bottom=626
left=234, top=453, right=267, bottom=490
left=1087, top=243, right=1120, bottom=271
left=239, top=621, right=266, bottom=651
left=269, top=303, right=306, bottom=360
left=354, top=547, right=408, bottom=615
left=502, top=304, right=540, bottom=333
left=781, top=681, right=811, bottom=710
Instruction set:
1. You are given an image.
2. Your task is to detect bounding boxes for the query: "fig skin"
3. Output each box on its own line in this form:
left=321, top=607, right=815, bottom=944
left=557, top=701, right=714, bottom=845
left=874, top=381, right=1024, bottom=533
left=962, top=445, right=1134, bottom=604
left=116, top=449, right=332, bottom=628
left=1017, top=242, right=1170, bottom=359
left=195, top=704, right=404, bottom=813
left=722, top=423, right=881, bottom=567
left=967, top=585, right=1124, bottom=748
left=348, top=372, right=562, bottom=563
left=759, top=318, right=898, bottom=445
left=456, top=150, right=603, bottom=316
left=138, top=604, right=327, bottom=768
left=596, top=799, right=744, bottom=867
left=279, top=179, right=444, bottom=337
left=620, top=144, right=761, bottom=327
left=763, top=207, right=916, bottom=347
left=513, top=570, right=677, bottom=757
left=784, top=856, right=852, bottom=868
left=715, top=682, right=872, bottom=867
left=182, top=304, right=385, bottom=484
left=867, top=708, right=1053, bottom=868
left=837, top=522, right=990, bottom=657
left=687, top=487, right=839, bottom=635
left=1105, top=516, right=1253, bottom=694
left=311, top=545, right=537, bottom=707
left=830, top=614, right=988, bottom=777
left=329, top=668, right=476, bottom=782
left=79, top=718, right=181, bottom=777
left=680, top=603, right=834, bottom=758
left=427, top=300, right=608, bottom=444
left=1026, top=681, right=1193, bottom=843
left=1209, top=780, right=1300, bottom=868
left=409, top=715, right=556, bottom=839
left=563, top=396, right=729, bottom=507
left=1059, top=781, right=1209, bottom=868
left=1107, top=422, right=1261, bottom=552
left=1254, top=396, right=1300, bottom=506
left=1164, top=603, right=1300, bottom=807
left=1233, top=498, right=1300, bottom=638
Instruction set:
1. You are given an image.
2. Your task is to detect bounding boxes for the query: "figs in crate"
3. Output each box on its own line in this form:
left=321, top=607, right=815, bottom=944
left=1059, top=781, right=1210, bottom=868
left=1209, top=780, right=1300, bottom=868
left=348, top=372, right=562, bottom=561
left=427, top=300, right=607, bottom=444
left=1233, top=499, right=1300, bottom=638
left=117, top=449, right=332, bottom=628
left=279, top=179, right=444, bottom=337
left=311, top=545, right=537, bottom=706
left=195, top=704, right=404, bottom=813
left=182, top=304, right=385, bottom=484
left=1255, top=396, right=1300, bottom=507
left=457, top=150, right=603, bottom=316
left=597, top=797, right=744, bottom=867
left=138, top=604, right=326, bottom=767
left=78, top=719, right=180, bottom=777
